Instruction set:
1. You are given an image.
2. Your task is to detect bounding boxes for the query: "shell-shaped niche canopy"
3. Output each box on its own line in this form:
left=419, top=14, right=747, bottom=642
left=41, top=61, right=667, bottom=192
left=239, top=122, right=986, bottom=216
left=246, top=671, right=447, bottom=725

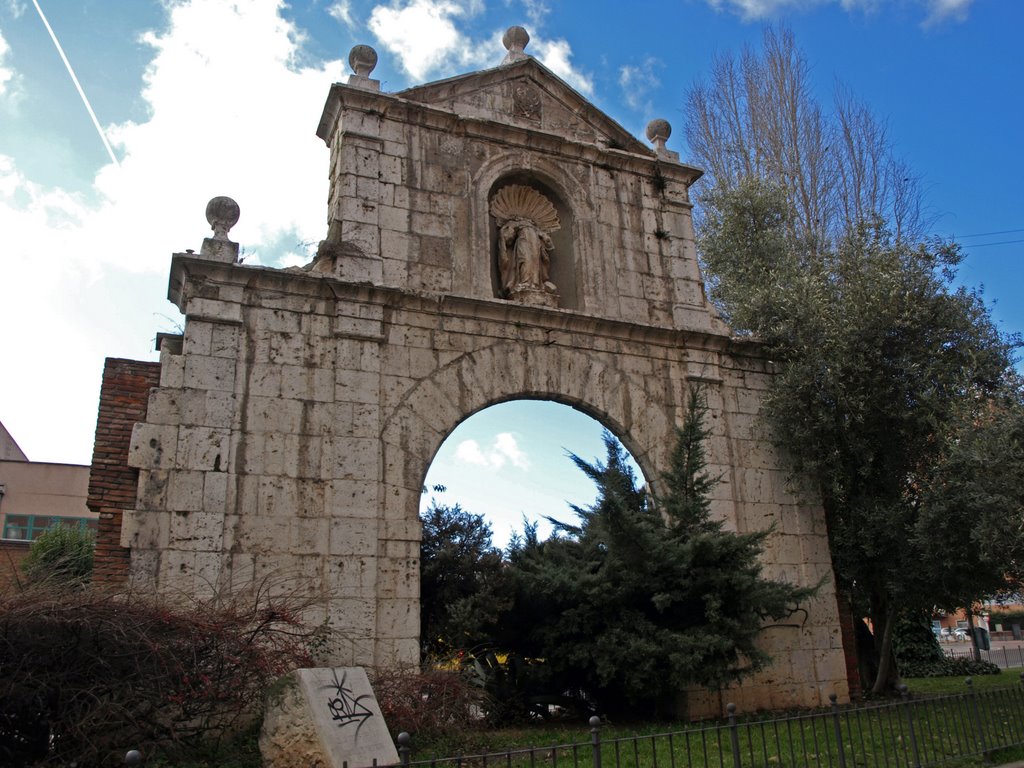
left=490, top=184, right=561, bottom=233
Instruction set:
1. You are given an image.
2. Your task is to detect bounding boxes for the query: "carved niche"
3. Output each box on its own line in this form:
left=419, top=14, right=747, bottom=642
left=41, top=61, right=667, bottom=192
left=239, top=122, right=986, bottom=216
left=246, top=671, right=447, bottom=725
left=489, top=184, right=562, bottom=307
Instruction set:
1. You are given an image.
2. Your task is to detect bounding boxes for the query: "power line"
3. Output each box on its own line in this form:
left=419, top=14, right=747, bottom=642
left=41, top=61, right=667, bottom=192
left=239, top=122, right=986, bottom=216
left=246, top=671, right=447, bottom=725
left=962, top=239, right=1024, bottom=249
left=31, top=0, right=120, bottom=168
left=953, top=228, right=1024, bottom=239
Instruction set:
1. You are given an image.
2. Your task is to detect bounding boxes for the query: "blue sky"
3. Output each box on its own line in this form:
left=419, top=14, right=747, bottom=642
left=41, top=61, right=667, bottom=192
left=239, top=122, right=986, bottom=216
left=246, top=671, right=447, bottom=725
left=1, top=0, right=1020, bottom=544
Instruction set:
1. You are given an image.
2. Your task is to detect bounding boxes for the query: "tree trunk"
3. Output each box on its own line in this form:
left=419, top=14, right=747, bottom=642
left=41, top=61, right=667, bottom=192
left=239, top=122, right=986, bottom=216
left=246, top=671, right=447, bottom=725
left=870, top=599, right=900, bottom=694
left=854, top=618, right=879, bottom=692
left=965, top=606, right=981, bottom=662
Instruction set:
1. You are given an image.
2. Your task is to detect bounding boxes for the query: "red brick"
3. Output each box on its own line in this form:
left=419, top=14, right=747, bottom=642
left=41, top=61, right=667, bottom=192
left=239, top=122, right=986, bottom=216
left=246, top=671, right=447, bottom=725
left=87, top=358, right=161, bottom=586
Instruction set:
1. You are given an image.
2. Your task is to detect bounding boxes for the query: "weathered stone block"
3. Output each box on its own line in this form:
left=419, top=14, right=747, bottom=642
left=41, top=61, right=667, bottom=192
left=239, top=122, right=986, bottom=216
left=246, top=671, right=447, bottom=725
left=177, top=426, right=231, bottom=472
left=187, top=298, right=243, bottom=324
left=183, top=321, right=213, bottom=356
left=166, top=470, right=205, bottom=512
left=128, top=423, right=179, bottom=469
left=184, top=355, right=236, bottom=392
left=259, top=668, right=398, bottom=768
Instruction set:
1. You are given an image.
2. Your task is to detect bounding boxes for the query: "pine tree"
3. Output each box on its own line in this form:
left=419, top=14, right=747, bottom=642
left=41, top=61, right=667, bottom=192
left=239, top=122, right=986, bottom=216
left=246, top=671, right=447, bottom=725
left=500, top=388, right=814, bottom=718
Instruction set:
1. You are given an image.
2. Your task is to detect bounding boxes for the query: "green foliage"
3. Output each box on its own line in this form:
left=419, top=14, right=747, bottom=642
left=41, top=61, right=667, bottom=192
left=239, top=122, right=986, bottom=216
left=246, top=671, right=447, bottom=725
left=914, top=388, right=1024, bottom=609
left=893, top=612, right=944, bottom=667
left=697, top=178, right=1021, bottom=691
left=465, top=650, right=558, bottom=724
left=22, top=523, right=94, bottom=585
left=420, top=502, right=512, bottom=658
left=897, top=656, right=1001, bottom=678
left=989, top=609, right=1024, bottom=627
left=498, top=389, right=814, bottom=718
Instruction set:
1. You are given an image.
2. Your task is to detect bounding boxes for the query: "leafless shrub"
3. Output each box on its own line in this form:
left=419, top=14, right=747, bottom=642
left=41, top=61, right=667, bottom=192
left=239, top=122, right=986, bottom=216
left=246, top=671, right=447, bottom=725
left=369, top=664, right=486, bottom=742
left=0, top=578, right=322, bottom=766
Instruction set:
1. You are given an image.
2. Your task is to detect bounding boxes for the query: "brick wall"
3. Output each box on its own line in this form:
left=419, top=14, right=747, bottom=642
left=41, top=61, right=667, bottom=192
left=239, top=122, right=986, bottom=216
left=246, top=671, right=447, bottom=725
left=88, top=358, right=161, bottom=585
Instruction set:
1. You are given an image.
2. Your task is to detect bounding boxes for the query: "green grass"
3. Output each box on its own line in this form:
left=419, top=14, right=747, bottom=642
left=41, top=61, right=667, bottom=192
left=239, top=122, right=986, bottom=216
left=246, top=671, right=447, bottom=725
left=143, top=678, right=1024, bottom=768
left=905, top=668, right=1024, bottom=696
left=407, top=682, right=1024, bottom=768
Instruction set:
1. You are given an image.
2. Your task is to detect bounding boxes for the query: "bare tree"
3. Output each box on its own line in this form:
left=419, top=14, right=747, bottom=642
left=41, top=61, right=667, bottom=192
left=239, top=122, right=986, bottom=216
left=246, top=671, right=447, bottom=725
left=685, top=26, right=925, bottom=250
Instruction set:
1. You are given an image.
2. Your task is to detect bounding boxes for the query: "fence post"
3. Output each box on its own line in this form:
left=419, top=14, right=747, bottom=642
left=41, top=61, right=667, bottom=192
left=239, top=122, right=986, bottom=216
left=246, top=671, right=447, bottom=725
left=829, top=693, right=847, bottom=768
left=398, top=732, right=412, bottom=767
left=727, top=703, right=742, bottom=768
left=590, top=715, right=602, bottom=768
left=898, top=685, right=921, bottom=768
left=962, top=675, right=987, bottom=761
left=124, top=750, right=143, bottom=766
left=965, top=677, right=989, bottom=759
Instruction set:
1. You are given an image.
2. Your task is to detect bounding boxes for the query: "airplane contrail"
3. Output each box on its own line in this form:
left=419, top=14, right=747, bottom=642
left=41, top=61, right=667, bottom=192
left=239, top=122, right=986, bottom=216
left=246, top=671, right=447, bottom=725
left=31, top=0, right=120, bottom=167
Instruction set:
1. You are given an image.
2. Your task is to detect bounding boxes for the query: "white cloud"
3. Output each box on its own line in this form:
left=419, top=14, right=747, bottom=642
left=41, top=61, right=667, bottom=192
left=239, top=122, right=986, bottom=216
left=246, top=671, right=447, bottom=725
left=704, top=0, right=817, bottom=19
left=0, top=28, right=16, bottom=97
left=366, top=1, right=591, bottom=94
left=454, top=433, right=530, bottom=470
left=520, top=0, right=549, bottom=27
left=328, top=0, right=358, bottom=30
left=0, top=0, right=342, bottom=462
left=493, top=432, right=529, bottom=469
left=838, top=0, right=881, bottom=11
left=705, top=0, right=972, bottom=22
left=368, top=0, right=491, bottom=82
left=2, top=0, right=339, bottom=276
left=530, top=36, right=592, bottom=96
left=618, top=57, right=661, bottom=113
left=922, top=0, right=973, bottom=25
left=455, top=439, right=489, bottom=466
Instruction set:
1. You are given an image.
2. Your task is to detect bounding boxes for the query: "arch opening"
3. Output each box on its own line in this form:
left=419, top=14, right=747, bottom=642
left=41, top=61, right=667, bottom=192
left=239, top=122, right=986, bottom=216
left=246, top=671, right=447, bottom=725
left=420, top=399, right=646, bottom=548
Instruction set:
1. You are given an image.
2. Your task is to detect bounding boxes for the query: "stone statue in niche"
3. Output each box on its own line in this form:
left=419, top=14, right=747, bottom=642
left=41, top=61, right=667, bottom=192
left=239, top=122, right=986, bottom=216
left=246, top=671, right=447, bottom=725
left=490, top=185, right=561, bottom=307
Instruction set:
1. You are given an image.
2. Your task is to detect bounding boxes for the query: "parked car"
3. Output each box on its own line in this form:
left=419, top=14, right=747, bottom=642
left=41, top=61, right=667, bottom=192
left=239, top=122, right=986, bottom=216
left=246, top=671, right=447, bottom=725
left=953, top=628, right=969, bottom=641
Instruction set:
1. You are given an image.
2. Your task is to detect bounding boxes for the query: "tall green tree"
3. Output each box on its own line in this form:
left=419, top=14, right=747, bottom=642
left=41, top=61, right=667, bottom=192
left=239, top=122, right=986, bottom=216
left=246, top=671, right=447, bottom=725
left=499, top=390, right=813, bottom=717
left=697, top=178, right=1019, bottom=691
left=419, top=502, right=511, bottom=659
left=913, top=387, right=1024, bottom=620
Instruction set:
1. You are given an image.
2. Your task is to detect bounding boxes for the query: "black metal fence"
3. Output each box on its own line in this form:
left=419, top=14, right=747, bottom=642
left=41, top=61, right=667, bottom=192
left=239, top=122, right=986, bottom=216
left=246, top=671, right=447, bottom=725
left=944, top=644, right=1024, bottom=669
left=373, top=678, right=1024, bottom=768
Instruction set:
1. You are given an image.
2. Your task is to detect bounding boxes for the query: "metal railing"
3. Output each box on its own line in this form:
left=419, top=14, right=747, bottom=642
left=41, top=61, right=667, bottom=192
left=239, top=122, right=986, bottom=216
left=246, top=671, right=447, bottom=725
left=944, top=644, right=1024, bottom=668
left=374, top=677, right=1024, bottom=768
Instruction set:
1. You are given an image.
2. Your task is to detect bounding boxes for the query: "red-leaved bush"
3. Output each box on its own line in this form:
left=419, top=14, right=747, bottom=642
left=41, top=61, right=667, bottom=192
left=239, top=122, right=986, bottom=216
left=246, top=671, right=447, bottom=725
left=0, top=580, right=321, bottom=766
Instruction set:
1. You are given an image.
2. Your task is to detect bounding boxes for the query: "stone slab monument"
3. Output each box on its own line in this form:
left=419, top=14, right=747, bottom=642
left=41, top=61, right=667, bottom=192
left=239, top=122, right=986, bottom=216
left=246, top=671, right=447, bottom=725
left=103, top=26, right=854, bottom=716
left=260, top=667, right=398, bottom=768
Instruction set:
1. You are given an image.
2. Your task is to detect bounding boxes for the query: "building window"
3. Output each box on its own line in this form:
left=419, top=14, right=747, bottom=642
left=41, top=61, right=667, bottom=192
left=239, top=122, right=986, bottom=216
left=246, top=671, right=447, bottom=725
left=2, top=515, right=97, bottom=542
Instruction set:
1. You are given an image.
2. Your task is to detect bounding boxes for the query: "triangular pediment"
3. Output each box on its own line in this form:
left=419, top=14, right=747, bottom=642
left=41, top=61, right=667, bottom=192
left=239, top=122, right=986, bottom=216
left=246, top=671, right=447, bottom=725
left=396, top=57, right=651, bottom=155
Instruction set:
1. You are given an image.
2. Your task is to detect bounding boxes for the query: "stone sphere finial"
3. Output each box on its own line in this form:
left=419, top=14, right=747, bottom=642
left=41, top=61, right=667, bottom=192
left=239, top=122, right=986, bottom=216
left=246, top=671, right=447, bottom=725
left=206, top=196, right=240, bottom=240
left=349, top=44, right=378, bottom=78
left=646, top=118, right=672, bottom=144
left=646, top=118, right=678, bottom=160
left=502, top=26, right=530, bottom=63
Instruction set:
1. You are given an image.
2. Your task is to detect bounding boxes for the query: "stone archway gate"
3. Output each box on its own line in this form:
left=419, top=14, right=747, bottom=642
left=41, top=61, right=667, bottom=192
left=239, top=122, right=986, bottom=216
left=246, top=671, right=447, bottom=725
left=107, top=32, right=850, bottom=715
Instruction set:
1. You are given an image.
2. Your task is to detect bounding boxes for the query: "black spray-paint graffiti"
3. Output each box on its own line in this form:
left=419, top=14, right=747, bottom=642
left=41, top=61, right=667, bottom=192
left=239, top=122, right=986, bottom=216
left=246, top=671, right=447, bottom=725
left=321, top=669, right=374, bottom=737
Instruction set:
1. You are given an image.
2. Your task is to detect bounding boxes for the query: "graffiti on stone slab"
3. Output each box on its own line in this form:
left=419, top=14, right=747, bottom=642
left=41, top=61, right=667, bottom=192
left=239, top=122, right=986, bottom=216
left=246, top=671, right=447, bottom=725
left=321, top=668, right=374, bottom=736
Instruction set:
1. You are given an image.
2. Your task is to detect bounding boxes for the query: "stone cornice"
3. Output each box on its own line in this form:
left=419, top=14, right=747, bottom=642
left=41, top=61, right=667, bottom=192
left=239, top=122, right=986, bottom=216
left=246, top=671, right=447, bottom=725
left=169, top=255, right=766, bottom=362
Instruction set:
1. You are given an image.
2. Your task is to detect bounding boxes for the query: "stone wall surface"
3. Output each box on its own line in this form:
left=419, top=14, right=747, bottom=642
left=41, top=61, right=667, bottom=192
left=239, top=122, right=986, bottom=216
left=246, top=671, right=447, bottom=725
left=113, top=45, right=851, bottom=718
